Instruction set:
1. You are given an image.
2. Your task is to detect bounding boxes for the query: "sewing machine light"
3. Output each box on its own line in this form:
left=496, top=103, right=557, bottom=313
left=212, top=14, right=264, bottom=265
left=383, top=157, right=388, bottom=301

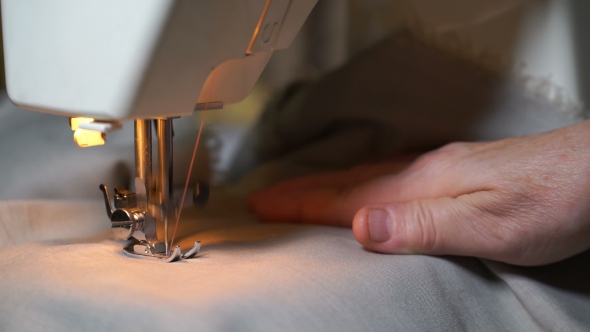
left=69, top=117, right=123, bottom=148
left=70, top=117, right=104, bottom=147
left=69, top=117, right=94, bottom=130
left=73, top=129, right=105, bottom=148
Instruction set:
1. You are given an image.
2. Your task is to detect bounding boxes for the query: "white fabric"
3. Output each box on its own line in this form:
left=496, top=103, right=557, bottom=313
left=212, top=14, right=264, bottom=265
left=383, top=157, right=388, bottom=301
left=0, top=200, right=108, bottom=248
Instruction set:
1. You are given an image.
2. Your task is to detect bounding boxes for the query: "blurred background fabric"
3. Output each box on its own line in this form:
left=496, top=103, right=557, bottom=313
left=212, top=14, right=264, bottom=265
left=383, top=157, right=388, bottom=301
left=227, top=31, right=581, bottom=184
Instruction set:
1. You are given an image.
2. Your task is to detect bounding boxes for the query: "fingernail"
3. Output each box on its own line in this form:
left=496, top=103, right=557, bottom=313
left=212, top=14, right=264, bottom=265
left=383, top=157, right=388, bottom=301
left=368, top=209, right=392, bottom=243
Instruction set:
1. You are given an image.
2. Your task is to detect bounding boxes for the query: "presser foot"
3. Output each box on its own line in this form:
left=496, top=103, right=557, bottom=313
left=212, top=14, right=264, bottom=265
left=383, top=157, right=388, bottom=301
left=123, top=240, right=202, bottom=263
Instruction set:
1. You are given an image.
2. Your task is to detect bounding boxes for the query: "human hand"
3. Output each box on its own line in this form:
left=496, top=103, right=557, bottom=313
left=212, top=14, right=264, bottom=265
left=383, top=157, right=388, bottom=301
left=249, top=120, right=590, bottom=266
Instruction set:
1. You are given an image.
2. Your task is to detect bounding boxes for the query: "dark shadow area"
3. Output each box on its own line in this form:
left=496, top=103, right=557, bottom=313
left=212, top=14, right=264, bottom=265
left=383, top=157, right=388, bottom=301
left=493, top=249, right=590, bottom=295
left=570, top=0, right=590, bottom=118
left=362, top=247, right=508, bottom=284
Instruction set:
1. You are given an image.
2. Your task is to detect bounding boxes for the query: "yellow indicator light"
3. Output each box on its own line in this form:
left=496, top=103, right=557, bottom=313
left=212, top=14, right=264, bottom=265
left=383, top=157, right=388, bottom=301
left=69, top=117, right=94, bottom=131
left=73, top=129, right=105, bottom=148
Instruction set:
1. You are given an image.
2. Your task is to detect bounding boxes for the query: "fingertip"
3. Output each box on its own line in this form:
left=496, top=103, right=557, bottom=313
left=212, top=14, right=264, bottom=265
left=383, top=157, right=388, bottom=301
left=247, top=181, right=303, bottom=211
left=352, top=206, right=406, bottom=254
left=353, top=207, right=394, bottom=244
left=352, top=208, right=370, bottom=244
left=250, top=196, right=301, bottom=224
left=247, top=190, right=264, bottom=212
left=248, top=188, right=264, bottom=198
left=248, top=187, right=279, bottom=212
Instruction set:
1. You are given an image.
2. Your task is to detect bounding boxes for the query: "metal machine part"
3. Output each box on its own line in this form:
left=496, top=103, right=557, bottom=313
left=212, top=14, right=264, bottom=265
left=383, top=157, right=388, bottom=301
left=193, top=181, right=210, bottom=206
left=156, top=119, right=173, bottom=256
left=124, top=241, right=202, bottom=262
left=99, top=119, right=202, bottom=262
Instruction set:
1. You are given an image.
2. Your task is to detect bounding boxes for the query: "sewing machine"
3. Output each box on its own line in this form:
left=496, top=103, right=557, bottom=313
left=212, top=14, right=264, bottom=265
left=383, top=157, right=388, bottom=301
left=1, top=0, right=317, bottom=261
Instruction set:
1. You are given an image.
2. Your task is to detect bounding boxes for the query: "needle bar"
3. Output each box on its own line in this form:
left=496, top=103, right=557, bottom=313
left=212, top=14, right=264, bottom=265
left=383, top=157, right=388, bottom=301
left=156, top=118, right=173, bottom=256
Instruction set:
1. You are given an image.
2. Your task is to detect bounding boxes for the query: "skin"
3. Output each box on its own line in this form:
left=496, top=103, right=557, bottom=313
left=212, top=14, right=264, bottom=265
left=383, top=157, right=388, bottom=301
left=249, top=120, right=590, bottom=266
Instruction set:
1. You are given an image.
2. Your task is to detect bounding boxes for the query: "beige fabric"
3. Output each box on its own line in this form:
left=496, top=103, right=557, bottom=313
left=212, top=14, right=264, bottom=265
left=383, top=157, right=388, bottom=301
left=1, top=189, right=589, bottom=331
left=0, top=200, right=108, bottom=249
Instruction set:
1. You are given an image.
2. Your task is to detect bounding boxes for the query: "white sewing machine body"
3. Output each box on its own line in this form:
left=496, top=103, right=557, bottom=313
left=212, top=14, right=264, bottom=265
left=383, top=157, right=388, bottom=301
left=1, top=0, right=316, bottom=120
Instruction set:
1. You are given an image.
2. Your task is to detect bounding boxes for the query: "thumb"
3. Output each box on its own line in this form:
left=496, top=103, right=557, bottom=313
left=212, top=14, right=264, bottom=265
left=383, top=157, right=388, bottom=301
left=352, top=194, right=488, bottom=257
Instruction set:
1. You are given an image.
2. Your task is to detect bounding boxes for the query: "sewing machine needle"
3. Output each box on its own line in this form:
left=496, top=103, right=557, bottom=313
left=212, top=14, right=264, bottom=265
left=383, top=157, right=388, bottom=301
left=157, top=118, right=173, bottom=256
left=169, top=112, right=207, bottom=250
left=169, top=71, right=216, bottom=250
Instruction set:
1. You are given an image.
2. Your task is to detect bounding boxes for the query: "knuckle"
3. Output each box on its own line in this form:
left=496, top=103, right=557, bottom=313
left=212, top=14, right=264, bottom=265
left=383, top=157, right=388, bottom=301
left=404, top=201, right=442, bottom=253
left=411, top=152, right=440, bottom=172
left=438, top=141, right=478, bottom=157
left=439, top=141, right=470, bottom=153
